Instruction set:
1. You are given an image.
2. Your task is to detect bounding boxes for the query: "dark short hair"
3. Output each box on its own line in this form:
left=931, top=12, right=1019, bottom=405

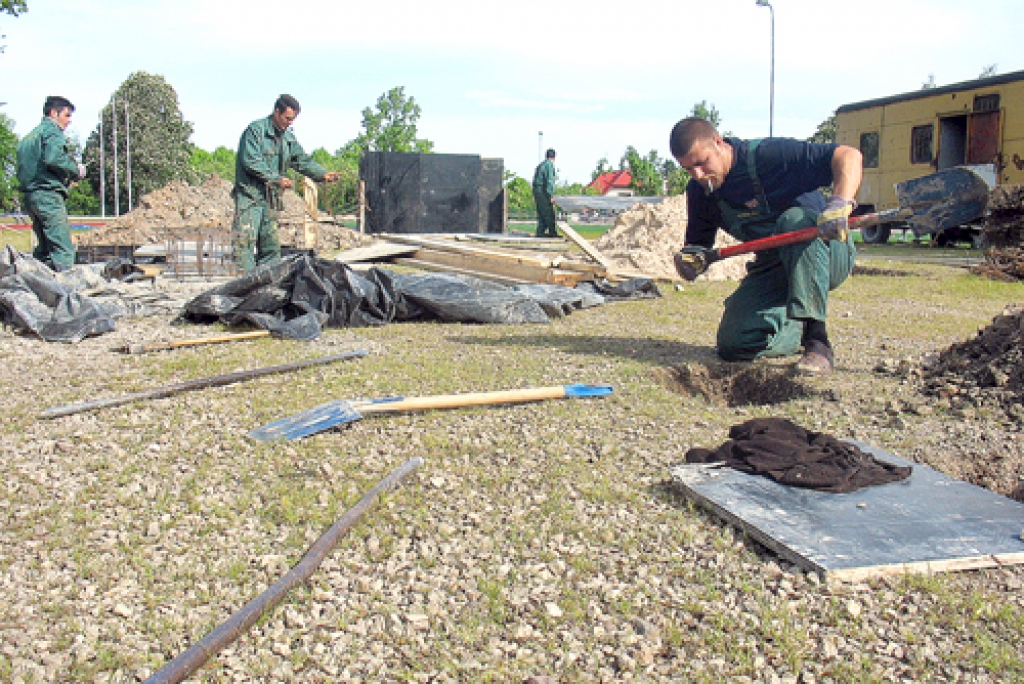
left=274, top=94, right=301, bottom=114
left=43, top=96, right=75, bottom=117
left=545, top=148, right=556, bottom=159
left=669, top=118, right=719, bottom=158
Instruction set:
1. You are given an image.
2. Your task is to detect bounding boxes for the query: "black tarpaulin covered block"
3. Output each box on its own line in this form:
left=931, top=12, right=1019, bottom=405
left=361, top=152, right=505, bottom=234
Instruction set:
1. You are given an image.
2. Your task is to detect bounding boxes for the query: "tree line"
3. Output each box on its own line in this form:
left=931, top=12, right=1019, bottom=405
left=0, top=69, right=838, bottom=217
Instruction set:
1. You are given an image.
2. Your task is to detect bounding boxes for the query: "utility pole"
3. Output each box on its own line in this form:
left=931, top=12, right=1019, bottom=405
left=111, top=97, right=120, bottom=217
left=99, top=112, right=105, bottom=218
left=125, top=99, right=132, bottom=211
left=756, top=0, right=775, bottom=138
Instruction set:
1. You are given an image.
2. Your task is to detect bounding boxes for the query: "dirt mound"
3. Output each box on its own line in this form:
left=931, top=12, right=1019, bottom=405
left=594, top=195, right=750, bottom=281
left=921, top=304, right=1024, bottom=420
left=75, top=176, right=373, bottom=252
left=981, top=184, right=1024, bottom=248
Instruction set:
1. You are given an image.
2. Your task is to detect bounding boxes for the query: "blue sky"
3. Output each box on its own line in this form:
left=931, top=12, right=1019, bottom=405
left=1, top=0, right=1021, bottom=185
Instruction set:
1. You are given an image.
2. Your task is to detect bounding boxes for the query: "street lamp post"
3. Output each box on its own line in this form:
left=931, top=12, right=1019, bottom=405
left=756, top=0, right=774, bottom=138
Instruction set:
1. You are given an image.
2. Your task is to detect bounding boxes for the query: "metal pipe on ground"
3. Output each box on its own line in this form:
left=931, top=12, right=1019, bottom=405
left=142, top=456, right=424, bottom=684
left=38, top=350, right=367, bottom=419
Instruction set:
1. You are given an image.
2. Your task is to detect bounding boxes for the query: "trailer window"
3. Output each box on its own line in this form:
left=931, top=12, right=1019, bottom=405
left=911, top=125, right=933, bottom=164
left=974, top=94, right=1000, bottom=113
left=859, top=132, right=879, bottom=168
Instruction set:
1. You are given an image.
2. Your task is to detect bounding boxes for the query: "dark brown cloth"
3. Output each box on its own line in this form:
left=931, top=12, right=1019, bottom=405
left=685, top=417, right=912, bottom=493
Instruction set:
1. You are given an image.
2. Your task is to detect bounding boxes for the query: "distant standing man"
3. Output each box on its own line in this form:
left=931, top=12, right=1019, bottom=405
left=16, top=96, right=86, bottom=271
left=232, top=94, right=340, bottom=272
left=669, top=118, right=862, bottom=374
left=532, top=148, right=558, bottom=238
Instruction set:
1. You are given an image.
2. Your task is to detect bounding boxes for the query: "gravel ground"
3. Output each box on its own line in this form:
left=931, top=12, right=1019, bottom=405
left=2, top=261, right=1023, bottom=683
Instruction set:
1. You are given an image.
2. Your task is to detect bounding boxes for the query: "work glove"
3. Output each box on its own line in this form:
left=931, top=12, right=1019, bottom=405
left=817, top=196, right=857, bottom=242
left=77, top=163, right=87, bottom=179
left=673, top=245, right=709, bottom=282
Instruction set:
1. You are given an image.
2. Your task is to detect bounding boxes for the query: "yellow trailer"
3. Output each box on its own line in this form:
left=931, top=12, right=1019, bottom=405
left=835, top=69, right=1024, bottom=243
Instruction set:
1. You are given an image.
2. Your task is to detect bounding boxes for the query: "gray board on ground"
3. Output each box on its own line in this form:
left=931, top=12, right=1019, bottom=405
left=553, top=196, right=664, bottom=212
left=670, top=440, right=1024, bottom=581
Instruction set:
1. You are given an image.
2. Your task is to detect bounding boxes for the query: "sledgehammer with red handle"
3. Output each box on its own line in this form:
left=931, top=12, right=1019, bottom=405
left=673, top=166, right=991, bottom=281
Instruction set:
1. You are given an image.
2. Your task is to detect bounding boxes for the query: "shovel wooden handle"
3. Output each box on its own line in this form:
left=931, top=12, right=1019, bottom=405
left=358, top=386, right=576, bottom=415
left=125, top=330, right=270, bottom=354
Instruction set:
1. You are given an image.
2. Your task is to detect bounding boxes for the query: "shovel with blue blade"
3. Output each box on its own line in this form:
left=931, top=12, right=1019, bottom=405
left=249, top=383, right=614, bottom=442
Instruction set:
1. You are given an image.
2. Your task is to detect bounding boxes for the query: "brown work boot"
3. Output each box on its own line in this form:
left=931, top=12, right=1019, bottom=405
left=796, top=339, right=834, bottom=375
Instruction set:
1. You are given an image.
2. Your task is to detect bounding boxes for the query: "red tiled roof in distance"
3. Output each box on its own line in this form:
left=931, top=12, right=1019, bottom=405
left=587, top=170, right=633, bottom=195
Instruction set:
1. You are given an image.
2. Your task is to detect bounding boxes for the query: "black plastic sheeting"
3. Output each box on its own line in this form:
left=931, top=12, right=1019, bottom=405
left=182, top=254, right=660, bottom=340
left=0, top=246, right=128, bottom=343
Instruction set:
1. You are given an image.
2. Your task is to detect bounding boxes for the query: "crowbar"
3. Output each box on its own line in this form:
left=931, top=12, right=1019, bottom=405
left=249, top=383, right=614, bottom=442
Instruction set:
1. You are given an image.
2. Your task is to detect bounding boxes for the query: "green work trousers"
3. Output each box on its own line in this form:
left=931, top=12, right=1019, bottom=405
left=716, top=207, right=856, bottom=361
left=534, top=189, right=557, bottom=237
left=232, top=199, right=280, bottom=273
left=24, top=189, right=75, bottom=270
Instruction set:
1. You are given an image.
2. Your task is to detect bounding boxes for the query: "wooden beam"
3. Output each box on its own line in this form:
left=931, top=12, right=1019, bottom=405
left=381, top=234, right=556, bottom=268
left=556, top=221, right=612, bottom=267
left=394, top=258, right=534, bottom=286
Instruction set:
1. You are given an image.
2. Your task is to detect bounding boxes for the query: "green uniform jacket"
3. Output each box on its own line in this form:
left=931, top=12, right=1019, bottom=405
left=233, top=115, right=327, bottom=207
left=16, top=117, right=79, bottom=197
left=532, top=159, right=556, bottom=196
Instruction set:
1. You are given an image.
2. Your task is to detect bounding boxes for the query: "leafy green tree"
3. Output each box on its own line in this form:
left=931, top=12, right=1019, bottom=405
left=0, top=112, right=17, bottom=211
left=305, top=146, right=358, bottom=214
left=591, top=157, right=613, bottom=181
left=690, top=100, right=722, bottom=128
left=66, top=179, right=99, bottom=215
left=619, top=146, right=662, bottom=196
left=82, top=71, right=198, bottom=214
left=353, top=86, right=433, bottom=154
left=505, top=173, right=534, bottom=212
left=190, top=145, right=236, bottom=182
left=808, top=115, right=836, bottom=143
left=1, top=1, right=27, bottom=16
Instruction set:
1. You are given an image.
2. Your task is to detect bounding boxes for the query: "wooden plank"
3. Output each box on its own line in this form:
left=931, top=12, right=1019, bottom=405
left=556, top=221, right=612, bottom=267
left=380, top=233, right=556, bottom=268
left=670, top=441, right=1024, bottom=580
left=302, top=178, right=319, bottom=249
left=334, top=242, right=419, bottom=263
left=394, top=258, right=534, bottom=286
left=411, top=248, right=561, bottom=283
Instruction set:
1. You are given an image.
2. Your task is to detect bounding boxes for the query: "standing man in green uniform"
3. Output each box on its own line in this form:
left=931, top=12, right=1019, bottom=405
left=532, top=148, right=558, bottom=238
left=232, top=94, right=340, bottom=272
left=16, top=96, right=86, bottom=272
left=669, top=118, right=862, bottom=374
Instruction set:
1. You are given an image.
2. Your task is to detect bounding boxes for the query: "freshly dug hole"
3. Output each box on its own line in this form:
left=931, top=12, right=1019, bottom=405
left=660, top=363, right=810, bottom=407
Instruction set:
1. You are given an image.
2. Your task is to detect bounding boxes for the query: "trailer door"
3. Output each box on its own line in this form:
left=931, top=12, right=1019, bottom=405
left=967, top=111, right=1000, bottom=164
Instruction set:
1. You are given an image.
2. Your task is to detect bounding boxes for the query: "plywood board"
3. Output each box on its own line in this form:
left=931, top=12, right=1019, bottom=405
left=670, top=441, right=1024, bottom=581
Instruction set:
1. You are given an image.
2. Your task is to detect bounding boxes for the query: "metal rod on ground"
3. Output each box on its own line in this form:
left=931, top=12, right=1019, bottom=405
left=39, top=350, right=367, bottom=419
left=142, top=456, right=424, bottom=684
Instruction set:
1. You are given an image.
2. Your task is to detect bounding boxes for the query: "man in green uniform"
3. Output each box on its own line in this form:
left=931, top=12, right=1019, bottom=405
left=232, top=94, right=340, bottom=272
left=532, top=148, right=558, bottom=238
left=16, top=96, right=86, bottom=271
left=670, top=118, right=862, bottom=374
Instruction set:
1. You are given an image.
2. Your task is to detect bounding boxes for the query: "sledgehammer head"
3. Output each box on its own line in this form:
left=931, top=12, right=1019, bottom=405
left=673, top=248, right=709, bottom=281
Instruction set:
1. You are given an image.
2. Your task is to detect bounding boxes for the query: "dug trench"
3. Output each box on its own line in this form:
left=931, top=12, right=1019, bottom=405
left=658, top=362, right=812, bottom=408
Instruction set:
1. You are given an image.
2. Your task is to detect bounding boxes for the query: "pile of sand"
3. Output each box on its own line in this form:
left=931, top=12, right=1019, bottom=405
left=75, top=176, right=372, bottom=252
left=593, top=195, right=751, bottom=281
left=921, top=305, right=1024, bottom=420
